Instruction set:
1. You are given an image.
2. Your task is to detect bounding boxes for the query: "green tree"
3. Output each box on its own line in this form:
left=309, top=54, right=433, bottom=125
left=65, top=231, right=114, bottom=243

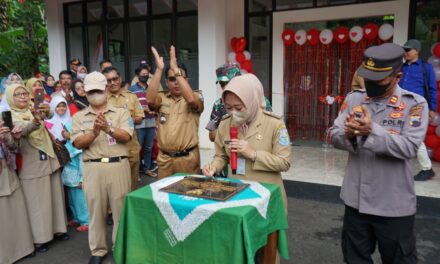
left=0, top=0, right=48, bottom=78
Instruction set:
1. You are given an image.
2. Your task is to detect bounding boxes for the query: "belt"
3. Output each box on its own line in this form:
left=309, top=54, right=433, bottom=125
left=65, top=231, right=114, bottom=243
left=161, top=145, right=197, bottom=157
left=85, top=156, right=128, bottom=163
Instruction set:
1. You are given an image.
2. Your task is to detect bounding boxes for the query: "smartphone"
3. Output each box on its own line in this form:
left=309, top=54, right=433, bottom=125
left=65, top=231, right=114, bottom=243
left=34, top=88, right=45, bottom=109
left=1, top=111, right=13, bottom=129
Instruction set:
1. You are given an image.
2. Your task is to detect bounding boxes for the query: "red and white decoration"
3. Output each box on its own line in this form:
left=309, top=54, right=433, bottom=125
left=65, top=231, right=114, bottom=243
left=227, top=36, right=254, bottom=74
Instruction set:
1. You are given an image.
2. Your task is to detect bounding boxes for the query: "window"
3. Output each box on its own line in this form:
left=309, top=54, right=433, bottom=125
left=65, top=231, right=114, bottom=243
left=412, top=0, right=440, bottom=60
left=64, top=0, right=198, bottom=85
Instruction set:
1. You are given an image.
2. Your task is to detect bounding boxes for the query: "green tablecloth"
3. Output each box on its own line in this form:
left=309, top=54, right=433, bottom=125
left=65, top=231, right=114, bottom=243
left=114, top=176, right=289, bottom=264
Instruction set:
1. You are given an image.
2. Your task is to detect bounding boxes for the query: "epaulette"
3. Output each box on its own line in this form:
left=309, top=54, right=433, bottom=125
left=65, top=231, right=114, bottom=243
left=401, top=89, right=426, bottom=104
left=263, top=110, right=281, bottom=119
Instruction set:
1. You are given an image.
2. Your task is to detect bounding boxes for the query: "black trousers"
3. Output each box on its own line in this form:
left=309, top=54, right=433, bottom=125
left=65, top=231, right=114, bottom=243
left=342, top=205, right=417, bottom=264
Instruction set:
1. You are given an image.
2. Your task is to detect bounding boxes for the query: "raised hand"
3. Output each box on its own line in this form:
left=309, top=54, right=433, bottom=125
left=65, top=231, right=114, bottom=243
left=170, top=45, right=178, bottom=73
left=151, top=46, right=165, bottom=71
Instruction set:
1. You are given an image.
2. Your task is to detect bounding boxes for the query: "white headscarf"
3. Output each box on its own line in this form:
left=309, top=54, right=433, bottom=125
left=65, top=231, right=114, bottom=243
left=45, top=96, right=71, bottom=141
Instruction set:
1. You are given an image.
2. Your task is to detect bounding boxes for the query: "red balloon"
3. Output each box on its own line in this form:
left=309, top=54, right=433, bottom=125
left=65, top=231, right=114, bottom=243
left=427, top=125, right=436, bottom=135
left=306, top=28, right=320, bottom=46
left=235, top=52, right=246, bottom=63
left=364, top=23, right=379, bottom=40
left=425, top=134, right=440, bottom=149
left=434, top=147, right=440, bottom=161
left=230, top=37, right=238, bottom=51
left=281, top=29, right=295, bottom=45
left=234, top=37, right=247, bottom=52
left=334, top=27, right=349, bottom=44
left=241, top=60, right=253, bottom=72
left=433, top=43, right=440, bottom=58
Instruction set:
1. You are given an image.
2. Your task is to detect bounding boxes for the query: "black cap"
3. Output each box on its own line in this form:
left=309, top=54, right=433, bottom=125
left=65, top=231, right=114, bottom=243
left=357, top=43, right=404, bottom=81
left=403, top=39, right=421, bottom=51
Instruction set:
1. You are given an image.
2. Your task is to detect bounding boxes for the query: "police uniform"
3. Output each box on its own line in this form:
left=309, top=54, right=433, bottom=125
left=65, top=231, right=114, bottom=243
left=330, top=43, right=427, bottom=264
left=211, top=110, right=291, bottom=209
left=72, top=103, right=133, bottom=256
left=107, top=90, right=144, bottom=190
left=153, top=90, right=203, bottom=178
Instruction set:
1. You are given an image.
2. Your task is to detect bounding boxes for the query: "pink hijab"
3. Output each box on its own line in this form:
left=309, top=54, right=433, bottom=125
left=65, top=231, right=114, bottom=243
left=222, top=74, right=262, bottom=133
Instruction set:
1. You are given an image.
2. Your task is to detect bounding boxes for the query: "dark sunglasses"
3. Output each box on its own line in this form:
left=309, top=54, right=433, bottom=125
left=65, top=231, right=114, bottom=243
left=167, top=76, right=187, bottom=82
left=403, top=48, right=413, bottom=52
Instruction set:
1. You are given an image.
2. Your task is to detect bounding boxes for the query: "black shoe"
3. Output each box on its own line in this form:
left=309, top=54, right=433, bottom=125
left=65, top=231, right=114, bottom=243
left=107, top=213, right=113, bottom=225
left=88, top=255, right=105, bottom=264
left=54, top=232, right=70, bottom=241
left=414, top=169, right=435, bottom=181
left=35, top=243, right=49, bottom=253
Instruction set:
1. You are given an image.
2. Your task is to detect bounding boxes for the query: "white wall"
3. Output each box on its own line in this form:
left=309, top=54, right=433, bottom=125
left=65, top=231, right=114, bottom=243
left=272, top=0, right=411, bottom=117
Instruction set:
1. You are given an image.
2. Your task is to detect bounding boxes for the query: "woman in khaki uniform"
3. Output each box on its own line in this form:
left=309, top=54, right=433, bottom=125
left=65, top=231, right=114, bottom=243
left=6, top=84, right=68, bottom=253
left=202, top=74, right=291, bottom=208
left=0, top=117, right=35, bottom=263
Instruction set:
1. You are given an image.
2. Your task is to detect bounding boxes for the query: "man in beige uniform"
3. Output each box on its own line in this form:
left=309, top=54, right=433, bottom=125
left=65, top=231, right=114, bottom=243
left=147, top=46, right=204, bottom=178
left=104, top=66, right=144, bottom=190
left=72, top=71, right=133, bottom=264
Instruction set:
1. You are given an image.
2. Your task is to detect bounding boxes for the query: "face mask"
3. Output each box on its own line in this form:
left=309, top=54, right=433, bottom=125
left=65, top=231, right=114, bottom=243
left=229, top=110, right=249, bottom=126
left=139, top=76, right=149, bottom=83
left=78, top=73, right=87, bottom=80
left=364, top=80, right=392, bottom=97
left=86, top=92, right=106, bottom=106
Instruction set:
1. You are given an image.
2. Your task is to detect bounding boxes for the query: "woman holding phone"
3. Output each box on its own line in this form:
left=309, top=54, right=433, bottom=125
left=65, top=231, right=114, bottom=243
left=6, top=83, right=68, bottom=253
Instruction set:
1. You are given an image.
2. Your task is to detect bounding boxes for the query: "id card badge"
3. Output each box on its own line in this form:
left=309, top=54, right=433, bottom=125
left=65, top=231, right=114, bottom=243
left=39, top=150, right=48, bottom=161
left=237, top=158, right=246, bottom=175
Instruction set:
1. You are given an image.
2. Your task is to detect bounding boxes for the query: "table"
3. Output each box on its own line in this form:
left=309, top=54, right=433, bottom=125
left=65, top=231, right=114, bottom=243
left=114, top=176, right=289, bottom=264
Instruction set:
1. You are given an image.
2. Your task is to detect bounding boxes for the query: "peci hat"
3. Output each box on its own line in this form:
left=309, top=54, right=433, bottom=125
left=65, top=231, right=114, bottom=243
left=84, top=71, right=107, bottom=92
left=70, top=58, right=82, bottom=66
left=357, top=43, right=404, bottom=81
left=403, top=39, right=421, bottom=51
left=216, top=63, right=241, bottom=83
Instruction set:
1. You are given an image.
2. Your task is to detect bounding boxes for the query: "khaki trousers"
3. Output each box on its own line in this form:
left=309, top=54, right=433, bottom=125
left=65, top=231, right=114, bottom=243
left=128, top=152, right=140, bottom=191
left=21, top=171, right=67, bottom=244
left=83, top=159, right=130, bottom=257
left=157, top=147, right=200, bottom=179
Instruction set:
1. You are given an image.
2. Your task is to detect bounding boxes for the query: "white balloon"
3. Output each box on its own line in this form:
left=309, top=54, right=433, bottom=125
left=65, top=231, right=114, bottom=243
left=430, top=112, right=440, bottom=126
left=378, top=23, right=394, bottom=41
left=434, top=67, right=440, bottom=81
left=295, top=30, right=307, bottom=46
left=349, top=26, right=363, bottom=43
left=319, top=29, right=333, bottom=45
left=326, top=95, right=335, bottom=105
left=227, top=52, right=236, bottom=63
left=243, top=51, right=251, bottom=60
left=428, top=56, right=440, bottom=67
left=240, top=69, right=248, bottom=74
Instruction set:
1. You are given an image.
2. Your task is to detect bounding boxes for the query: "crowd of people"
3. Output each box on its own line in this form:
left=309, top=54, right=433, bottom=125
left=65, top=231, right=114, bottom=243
left=0, top=45, right=291, bottom=264
left=0, top=39, right=435, bottom=264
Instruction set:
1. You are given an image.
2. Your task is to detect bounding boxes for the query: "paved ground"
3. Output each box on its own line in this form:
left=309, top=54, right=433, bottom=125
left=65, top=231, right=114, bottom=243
left=17, top=176, right=440, bottom=264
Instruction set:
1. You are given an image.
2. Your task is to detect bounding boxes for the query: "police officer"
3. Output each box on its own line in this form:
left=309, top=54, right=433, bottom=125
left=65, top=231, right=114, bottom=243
left=147, top=46, right=204, bottom=179
left=72, top=71, right=133, bottom=264
left=330, top=43, right=428, bottom=264
left=103, top=66, right=144, bottom=190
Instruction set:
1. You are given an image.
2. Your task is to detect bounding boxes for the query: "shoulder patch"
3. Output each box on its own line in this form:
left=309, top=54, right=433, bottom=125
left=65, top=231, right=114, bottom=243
left=408, top=104, right=424, bottom=127
left=263, top=110, right=281, bottom=119
left=278, top=126, right=290, bottom=146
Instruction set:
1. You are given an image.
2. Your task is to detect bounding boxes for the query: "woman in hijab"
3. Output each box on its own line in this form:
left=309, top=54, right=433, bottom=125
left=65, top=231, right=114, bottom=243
left=202, top=74, right=291, bottom=208
left=1, top=72, right=24, bottom=96
left=44, top=74, right=56, bottom=96
left=76, top=65, right=88, bottom=81
left=0, top=103, right=35, bottom=263
left=71, top=79, right=89, bottom=111
left=7, top=84, right=68, bottom=253
left=25, top=78, right=51, bottom=104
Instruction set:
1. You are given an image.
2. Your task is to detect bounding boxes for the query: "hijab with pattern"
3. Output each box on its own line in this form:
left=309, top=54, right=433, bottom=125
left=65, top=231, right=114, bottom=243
left=6, top=84, right=55, bottom=158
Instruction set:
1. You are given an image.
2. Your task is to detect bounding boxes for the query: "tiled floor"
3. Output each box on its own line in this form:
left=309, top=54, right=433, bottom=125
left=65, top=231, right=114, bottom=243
left=200, top=146, right=440, bottom=198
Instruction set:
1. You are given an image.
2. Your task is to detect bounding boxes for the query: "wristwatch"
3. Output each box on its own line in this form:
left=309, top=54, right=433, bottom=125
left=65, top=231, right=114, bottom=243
left=174, top=69, right=183, bottom=77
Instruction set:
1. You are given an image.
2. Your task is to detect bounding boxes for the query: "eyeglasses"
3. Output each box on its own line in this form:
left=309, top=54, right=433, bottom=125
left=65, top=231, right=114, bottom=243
left=13, top=92, right=30, bottom=98
left=167, top=76, right=187, bottom=82
left=403, top=48, right=413, bottom=52
left=106, top=77, right=119, bottom=84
